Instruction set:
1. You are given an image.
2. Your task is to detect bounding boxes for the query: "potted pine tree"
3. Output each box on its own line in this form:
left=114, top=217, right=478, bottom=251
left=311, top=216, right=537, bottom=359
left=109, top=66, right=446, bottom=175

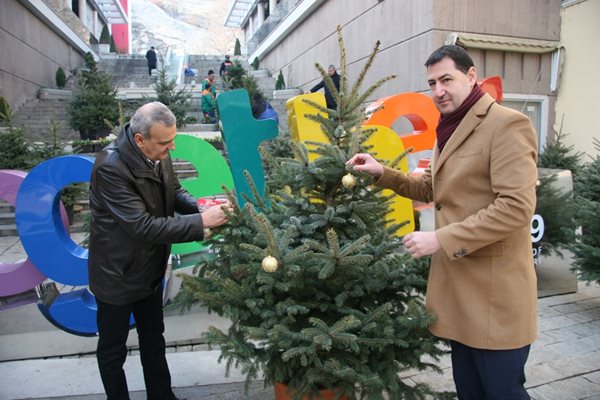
left=175, top=27, right=449, bottom=400
left=98, top=24, right=110, bottom=53
left=69, top=52, right=119, bottom=140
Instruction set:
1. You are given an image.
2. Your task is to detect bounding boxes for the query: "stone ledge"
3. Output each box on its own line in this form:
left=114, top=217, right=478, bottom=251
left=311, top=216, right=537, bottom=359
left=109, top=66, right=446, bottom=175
left=38, top=88, right=72, bottom=100
left=273, top=88, right=302, bottom=100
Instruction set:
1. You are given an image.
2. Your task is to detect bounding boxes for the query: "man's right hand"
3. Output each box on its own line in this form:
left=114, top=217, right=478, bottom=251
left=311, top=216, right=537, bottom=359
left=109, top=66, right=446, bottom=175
left=346, top=153, right=384, bottom=179
left=201, top=201, right=232, bottom=228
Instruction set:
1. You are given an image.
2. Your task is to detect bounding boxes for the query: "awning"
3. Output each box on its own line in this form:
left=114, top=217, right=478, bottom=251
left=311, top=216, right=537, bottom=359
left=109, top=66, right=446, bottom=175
left=225, top=0, right=256, bottom=28
left=446, top=32, right=559, bottom=54
left=95, top=0, right=128, bottom=25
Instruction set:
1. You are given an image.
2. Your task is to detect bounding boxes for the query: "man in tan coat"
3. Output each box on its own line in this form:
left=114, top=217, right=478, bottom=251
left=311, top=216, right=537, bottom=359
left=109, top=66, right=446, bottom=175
left=348, top=45, right=538, bottom=399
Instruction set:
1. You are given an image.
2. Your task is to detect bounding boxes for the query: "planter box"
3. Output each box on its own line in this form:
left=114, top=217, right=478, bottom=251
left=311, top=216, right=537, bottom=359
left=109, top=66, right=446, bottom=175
left=250, top=69, right=270, bottom=78
left=38, top=88, right=72, bottom=100
left=98, top=44, right=110, bottom=54
left=273, top=88, right=303, bottom=100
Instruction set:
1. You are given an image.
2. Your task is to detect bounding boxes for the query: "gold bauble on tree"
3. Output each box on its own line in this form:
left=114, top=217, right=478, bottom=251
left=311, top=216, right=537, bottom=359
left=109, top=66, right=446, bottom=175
left=341, top=173, right=357, bottom=189
left=261, top=255, right=279, bottom=273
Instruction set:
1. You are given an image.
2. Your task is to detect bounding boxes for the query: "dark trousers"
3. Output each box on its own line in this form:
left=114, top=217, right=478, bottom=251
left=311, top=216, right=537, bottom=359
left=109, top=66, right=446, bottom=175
left=451, top=340, right=531, bottom=400
left=96, top=290, right=175, bottom=400
left=148, top=64, right=156, bottom=76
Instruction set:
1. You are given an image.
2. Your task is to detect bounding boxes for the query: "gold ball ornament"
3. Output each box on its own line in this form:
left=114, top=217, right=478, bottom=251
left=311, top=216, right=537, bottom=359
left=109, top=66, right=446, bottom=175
left=341, top=173, right=357, bottom=189
left=261, top=255, right=279, bottom=273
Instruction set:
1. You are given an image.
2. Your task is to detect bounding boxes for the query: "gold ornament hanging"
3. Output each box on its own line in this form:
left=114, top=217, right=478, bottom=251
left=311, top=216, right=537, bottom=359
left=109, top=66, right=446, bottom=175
left=341, top=173, right=357, bottom=189
left=261, top=255, right=279, bottom=273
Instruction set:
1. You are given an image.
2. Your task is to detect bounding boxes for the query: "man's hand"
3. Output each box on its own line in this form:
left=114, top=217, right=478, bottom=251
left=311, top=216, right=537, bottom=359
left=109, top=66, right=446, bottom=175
left=201, top=200, right=232, bottom=228
left=402, top=231, right=441, bottom=258
left=346, top=153, right=384, bottom=179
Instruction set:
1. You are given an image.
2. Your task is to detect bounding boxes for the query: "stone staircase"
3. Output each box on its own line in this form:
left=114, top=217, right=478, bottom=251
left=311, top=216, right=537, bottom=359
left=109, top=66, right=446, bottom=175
left=11, top=97, right=78, bottom=143
left=97, top=54, right=158, bottom=88
left=0, top=197, right=89, bottom=238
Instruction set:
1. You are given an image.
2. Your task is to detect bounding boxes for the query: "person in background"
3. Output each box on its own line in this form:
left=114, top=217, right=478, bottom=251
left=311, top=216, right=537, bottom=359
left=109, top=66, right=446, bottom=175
left=201, top=82, right=217, bottom=124
left=145, top=46, right=157, bottom=76
left=307, top=64, right=341, bottom=110
left=347, top=45, right=538, bottom=400
left=88, top=101, right=231, bottom=400
left=219, top=55, right=233, bottom=77
left=202, top=69, right=217, bottom=97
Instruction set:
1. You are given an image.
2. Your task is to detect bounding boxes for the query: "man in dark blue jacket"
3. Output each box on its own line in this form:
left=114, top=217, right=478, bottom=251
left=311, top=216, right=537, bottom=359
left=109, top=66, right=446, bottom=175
left=308, top=64, right=341, bottom=110
left=89, top=101, right=231, bottom=400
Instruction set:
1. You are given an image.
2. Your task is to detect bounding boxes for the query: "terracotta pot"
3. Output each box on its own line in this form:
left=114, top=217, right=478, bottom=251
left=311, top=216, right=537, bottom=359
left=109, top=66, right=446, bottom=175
left=274, top=383, right=349, bottom=400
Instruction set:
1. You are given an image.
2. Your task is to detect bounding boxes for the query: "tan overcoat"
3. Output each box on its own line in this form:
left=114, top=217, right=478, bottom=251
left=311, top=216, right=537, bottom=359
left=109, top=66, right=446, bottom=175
left=377, top=94, right=538, bottom=350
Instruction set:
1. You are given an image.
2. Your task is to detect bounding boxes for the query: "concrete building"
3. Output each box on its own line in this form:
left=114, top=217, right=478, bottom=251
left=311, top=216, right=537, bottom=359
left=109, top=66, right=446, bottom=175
left=226, top=0, right=564, bottom=153
left=0, top=0, right=128, bottom=112
left=554, top=0, right=600, bottom=159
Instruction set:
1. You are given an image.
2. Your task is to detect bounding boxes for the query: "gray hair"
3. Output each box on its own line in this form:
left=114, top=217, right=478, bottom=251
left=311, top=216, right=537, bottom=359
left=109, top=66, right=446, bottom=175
left=129, top=101, right=176, bottom=139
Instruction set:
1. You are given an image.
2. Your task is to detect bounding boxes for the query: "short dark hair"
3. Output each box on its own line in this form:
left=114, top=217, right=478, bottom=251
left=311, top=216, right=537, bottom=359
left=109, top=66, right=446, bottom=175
left=425, top=45, right=474, bottom=74
left=208, top=69, right=215, bottom=75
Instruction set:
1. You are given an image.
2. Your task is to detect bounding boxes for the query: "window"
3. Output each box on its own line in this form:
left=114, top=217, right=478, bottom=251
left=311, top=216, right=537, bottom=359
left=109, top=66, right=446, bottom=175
left=502, top=94, right=548, bottom=154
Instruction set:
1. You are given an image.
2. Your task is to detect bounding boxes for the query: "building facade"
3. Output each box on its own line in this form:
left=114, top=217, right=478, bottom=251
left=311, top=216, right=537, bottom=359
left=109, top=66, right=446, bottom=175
left=227, top=0, right=563, bottom=152
left=554, top=0, right=599, bottom=159
left=0, top=0, right=128, bottom=112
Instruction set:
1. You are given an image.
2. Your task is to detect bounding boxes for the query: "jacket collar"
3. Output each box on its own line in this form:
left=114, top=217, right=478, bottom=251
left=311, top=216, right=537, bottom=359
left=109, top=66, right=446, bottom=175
left=433, top=93, right=495, bottom=175
left=115, top=123, right=163, bottom=182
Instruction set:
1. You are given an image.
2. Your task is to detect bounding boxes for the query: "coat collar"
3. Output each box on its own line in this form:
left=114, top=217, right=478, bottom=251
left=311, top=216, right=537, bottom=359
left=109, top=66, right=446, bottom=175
left=114, top=123, right=163, bottom=182
left=433, top=93, right=495, bottom=175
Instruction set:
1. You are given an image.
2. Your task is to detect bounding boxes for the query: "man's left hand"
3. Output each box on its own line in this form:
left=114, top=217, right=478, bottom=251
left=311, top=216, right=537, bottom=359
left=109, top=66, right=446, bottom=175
left=402, top=231, right=440, bottom=258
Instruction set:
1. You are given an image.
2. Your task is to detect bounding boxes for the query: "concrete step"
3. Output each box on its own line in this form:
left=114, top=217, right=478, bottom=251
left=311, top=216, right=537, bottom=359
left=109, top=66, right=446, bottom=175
left=0, top=223, right=18, bottom=237
left=0, top=213, right=15, bottom=225
left=180, top=123, right=219, bottom=133
left=0, top=202, right=14, bottom=213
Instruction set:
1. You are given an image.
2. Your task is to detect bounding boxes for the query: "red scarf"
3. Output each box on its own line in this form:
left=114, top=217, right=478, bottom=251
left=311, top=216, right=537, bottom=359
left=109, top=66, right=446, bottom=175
left=436, top=84, right=485, bottom=151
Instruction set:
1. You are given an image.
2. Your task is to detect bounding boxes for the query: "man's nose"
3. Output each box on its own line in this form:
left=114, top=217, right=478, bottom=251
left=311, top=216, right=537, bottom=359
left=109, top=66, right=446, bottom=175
left=432, top=85, right=445, bottom=98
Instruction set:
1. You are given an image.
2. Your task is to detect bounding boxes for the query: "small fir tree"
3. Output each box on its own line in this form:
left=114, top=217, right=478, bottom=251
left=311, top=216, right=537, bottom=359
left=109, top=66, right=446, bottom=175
left=571, top=138, right=600, bottom=284
left=55, top=67, right=67, bottom=89
left=0, top=96, right=14, bottom=125
left=275, top=70, right=286, bottom=90
left=109, top=34, right=117, bottom=53
left=175, top=27, right=448, bottom=400
left=234, top=38, right=242, bottom=56
left=69, top=53, right=119, bottom=139
left=535, top=122, right=582, bottom=257
left=149, top=67, right=192, bottom=128
left=0, top=128, right=30, bottom=170
left=222, top=61, right=245, bottom=90
left=539, top=116, right=583, bottom=176
left=99, top=25, right=110, bottom=44
left=252, top=56, right=260, bottom=70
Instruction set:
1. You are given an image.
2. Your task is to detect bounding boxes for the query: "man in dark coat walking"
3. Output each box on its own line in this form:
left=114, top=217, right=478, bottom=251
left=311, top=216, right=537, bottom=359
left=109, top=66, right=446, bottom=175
left=308, top=64, right=341, bottom=110
left=145, top=46, right=157, bottom=76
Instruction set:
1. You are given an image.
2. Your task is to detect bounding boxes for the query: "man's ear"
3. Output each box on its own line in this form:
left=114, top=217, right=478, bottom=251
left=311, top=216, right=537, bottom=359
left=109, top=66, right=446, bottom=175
left=467, top=66, right=477, bottom=84
left=134, top=133, right=145, bottom=147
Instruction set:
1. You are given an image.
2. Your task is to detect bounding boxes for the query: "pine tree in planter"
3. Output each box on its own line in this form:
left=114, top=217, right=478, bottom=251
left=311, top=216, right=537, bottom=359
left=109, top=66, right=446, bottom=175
left=175, top=27, right=448, bottom=400
left=571, top=138, right=600, bottom=284
left=234, top=38, right=242, bottom=56
left=535, top=125, right=582, bottom=256
left=276, top=70, right=286, bottom=90
left=69, top=53, right=119, bottom=140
